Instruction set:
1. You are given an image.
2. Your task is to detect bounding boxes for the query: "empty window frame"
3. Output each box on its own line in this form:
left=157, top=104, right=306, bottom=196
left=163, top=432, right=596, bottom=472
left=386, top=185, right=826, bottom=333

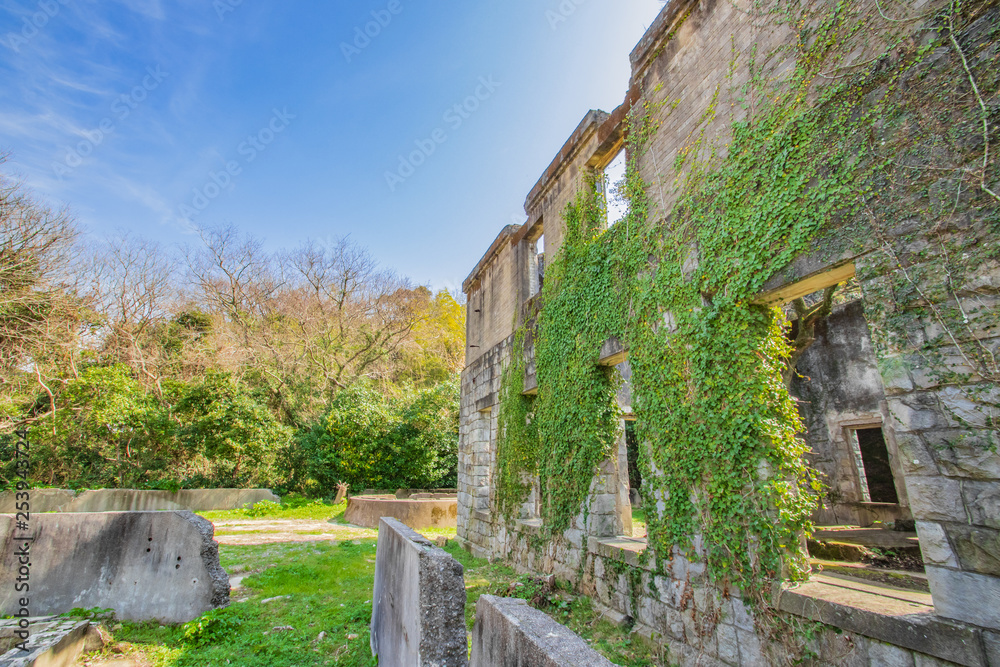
left=602, top=150, right=627, bottom=227
left=529, top=233, right=545, bottom=297
left=849, top=426, right=899, bottom=504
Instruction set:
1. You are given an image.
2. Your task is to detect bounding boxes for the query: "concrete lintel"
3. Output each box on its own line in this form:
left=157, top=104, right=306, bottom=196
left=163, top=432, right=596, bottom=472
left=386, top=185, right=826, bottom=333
left=522, top=373, right=538, bottom=396
left=475, top=392, right=498, bottom=413
left=598, top=337, right=628, bottom=367
left=778, top=574, right=986, bottom=666
left=515, top=519, right=543, bottom=536
left=755, top=262, right=856, bottom=306
left=524, top=110, right=610, bottom=215
left=586, top=96, right=639, bottom=172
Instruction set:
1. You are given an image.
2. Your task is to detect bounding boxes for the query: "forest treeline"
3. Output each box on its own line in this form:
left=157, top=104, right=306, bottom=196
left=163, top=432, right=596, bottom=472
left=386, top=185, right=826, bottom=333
left=0, top=160, right=465, bottom=494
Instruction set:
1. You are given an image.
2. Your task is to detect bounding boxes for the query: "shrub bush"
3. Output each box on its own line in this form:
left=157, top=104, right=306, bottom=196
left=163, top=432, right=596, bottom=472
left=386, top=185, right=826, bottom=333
left=293, top=378, right=458, bottom=493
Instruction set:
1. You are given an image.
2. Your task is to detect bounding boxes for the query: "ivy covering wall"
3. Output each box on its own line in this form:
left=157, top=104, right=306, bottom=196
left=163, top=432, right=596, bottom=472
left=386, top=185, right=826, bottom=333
left=494, top=0, right=999, bottom=622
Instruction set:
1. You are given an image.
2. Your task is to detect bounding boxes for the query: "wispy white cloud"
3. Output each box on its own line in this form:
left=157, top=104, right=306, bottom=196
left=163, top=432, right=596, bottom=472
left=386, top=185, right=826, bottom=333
left=115, top=0, right=165, bottom=21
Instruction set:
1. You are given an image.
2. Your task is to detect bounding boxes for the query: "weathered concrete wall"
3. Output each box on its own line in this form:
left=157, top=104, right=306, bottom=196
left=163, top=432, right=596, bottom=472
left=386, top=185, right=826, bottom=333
left=370, top=518, right=467, bottom=667
left=792, top=300, right=912, bottom=526
left=470, top=595, right=614, bottom=667
left=0, top=489, right=278, bottom=514
left=344, top=495, right=457, bottom=530
left=0, top=512, right=229, bottom=624
left=523, top=110, right=616, bottom=263
left=465, top=228, right=522, bottom=366
left=0, top=490, right=77, bottom=516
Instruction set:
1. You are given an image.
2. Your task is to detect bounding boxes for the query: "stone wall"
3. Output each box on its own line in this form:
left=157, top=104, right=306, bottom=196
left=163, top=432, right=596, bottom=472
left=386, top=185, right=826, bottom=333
left=470, top=595, right=615, bottom=667
left=458, top=0, right=1000, bottom=661
left=858, top=253, right=1000, bottom=631
left=464, top=229, right=521, bottom=366
left=370, top=518, right=467, bottom=667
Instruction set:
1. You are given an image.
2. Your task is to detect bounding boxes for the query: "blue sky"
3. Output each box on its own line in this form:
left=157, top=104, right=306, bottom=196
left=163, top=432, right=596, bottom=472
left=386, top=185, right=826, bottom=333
left=0, top=0, right=666, bottom=292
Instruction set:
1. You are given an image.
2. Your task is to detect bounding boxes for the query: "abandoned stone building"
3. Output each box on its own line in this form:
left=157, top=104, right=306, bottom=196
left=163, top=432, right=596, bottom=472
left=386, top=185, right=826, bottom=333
left=457, top=0, right=1000, bottom=665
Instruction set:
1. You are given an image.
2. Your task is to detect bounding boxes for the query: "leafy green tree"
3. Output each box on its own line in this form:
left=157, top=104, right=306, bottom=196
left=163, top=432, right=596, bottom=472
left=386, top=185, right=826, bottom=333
left=293, top=378, right=458, bottom=494
left=27, top=365, right=179, bottom=488
left=175, top=372, right=293, bottom=488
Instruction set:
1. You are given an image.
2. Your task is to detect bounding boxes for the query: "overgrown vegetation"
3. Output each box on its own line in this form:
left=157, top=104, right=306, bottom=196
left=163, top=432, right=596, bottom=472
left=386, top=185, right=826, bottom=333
left=89, top=537, right=670, bottom=666
left=494, top=0, right=998, bottom=647
left=293, top=378, right=459, bottom=494
left=0, top=178, right=465, bottom=493
left=92, top=541, right=380, bottom=666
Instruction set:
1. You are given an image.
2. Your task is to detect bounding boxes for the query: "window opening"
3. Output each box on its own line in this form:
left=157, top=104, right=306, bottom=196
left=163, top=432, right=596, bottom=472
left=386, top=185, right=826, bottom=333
left=623, top=421, right=646, bottom=539
left=852, top=426, right=899, bottom=504
left=529, top=234, right=545, bottom=297
left=602, top=150, right=627, bottom=227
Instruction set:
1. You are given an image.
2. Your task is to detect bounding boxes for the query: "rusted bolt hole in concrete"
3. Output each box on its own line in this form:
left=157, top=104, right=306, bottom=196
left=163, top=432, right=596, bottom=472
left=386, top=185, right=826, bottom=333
left=175, top=564, right=180, bottom=569
left=146, top=548, right=151, bottom=552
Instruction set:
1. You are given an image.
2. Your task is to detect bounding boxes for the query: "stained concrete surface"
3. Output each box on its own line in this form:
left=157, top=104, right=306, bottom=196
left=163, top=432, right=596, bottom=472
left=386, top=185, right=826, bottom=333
left=370, top=518, right=467, bottom=666
left=0, top=489, right=277, bottom=514
left=345, top=495, right=458, bottom=530
left=470, top=595, right=616, bottom=667
left=0, top=512, right=228, bottom=624
left=0, top=616, right=103, bottom=667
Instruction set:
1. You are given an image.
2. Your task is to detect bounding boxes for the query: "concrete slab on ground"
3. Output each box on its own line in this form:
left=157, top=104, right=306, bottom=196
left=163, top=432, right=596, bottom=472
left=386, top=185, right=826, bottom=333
left=0, top=616, right=102, bottom=667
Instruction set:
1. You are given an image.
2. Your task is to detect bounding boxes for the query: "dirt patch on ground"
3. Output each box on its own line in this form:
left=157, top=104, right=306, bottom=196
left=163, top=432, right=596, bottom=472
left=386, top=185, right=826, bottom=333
left=210, top=518, right=378, bottom=545
left=80, top=641, right=153, bottom=666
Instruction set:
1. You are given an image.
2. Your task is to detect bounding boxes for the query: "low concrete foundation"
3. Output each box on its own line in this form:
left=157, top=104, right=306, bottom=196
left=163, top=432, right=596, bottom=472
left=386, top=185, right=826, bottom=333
left=470, top=595, right=615, bottom=667
left=370, top=518, right=467, bottom=667
left=0, top=511, right=229, bottom=624
left=0, top=489, right=277, bottom=514
left=346, top=495, right=458, bottom=530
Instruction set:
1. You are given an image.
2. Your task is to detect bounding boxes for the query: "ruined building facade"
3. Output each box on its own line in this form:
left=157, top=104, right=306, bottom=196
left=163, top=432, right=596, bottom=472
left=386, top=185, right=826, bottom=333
left=458, top=0, right=1000, bottom=665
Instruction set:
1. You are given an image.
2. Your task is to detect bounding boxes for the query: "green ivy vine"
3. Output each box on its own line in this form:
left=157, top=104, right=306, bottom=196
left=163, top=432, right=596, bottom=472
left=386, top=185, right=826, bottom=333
left=493, top=0, right=999, bottom=632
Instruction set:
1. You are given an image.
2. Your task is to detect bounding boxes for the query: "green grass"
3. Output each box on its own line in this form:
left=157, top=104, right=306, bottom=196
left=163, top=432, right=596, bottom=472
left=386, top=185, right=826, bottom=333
left=95, top=532, right=670, bottom=666
left=632, top=506, right=647, bottom=537
left=198, top=496, right=348, bottom=523
left=105, top=541, right=378, bottom=666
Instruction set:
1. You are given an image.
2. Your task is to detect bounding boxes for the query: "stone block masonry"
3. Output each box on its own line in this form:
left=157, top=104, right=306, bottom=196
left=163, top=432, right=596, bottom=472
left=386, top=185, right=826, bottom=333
left=370, top=518, right=468, bottom=667
left=457, top=0, right=1000, bottom=661
left=0, top=511, right=229, bottom=624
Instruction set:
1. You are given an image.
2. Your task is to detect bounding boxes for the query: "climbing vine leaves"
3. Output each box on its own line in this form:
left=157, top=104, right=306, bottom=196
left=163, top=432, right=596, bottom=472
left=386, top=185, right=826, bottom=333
left=494, top=0, right=999, bottom=621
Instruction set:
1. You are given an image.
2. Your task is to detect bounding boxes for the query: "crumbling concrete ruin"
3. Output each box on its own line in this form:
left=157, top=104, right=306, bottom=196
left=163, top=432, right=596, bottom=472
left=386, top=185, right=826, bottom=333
left=0, top=511, right=229, bottom=624
left=458, top=0, right=1000, bottom=664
